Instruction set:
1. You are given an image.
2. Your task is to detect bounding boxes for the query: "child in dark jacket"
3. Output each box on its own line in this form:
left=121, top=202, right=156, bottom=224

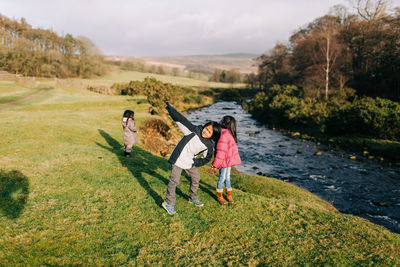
left=122, top=110, right=138, bottom=157
left=162, top=102, right=221, bottom=215
left=212, top=115, right=241, bottom=205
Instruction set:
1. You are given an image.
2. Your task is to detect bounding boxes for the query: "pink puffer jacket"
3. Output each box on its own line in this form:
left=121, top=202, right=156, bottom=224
left=212, top=128, right=241, bottom=169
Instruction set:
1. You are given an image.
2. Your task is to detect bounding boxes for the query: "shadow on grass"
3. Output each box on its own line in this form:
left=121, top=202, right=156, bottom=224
left=97, top=129, right=188, bottom=206
left=190, top=172, right=219, bottom=202
left=0, top=169, right=29, bottom=218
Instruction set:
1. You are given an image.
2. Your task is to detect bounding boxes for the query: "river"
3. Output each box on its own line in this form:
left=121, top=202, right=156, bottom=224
left=186, top=101, right=400, bottom=234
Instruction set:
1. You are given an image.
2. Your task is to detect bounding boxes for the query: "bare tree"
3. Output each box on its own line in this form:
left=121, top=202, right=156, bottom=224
left=310, top=16, right=343, bottom=100
left=349, top=0, right=390, bottom=20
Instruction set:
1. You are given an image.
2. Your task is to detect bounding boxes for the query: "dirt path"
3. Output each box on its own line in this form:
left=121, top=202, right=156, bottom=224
left=0, top=88, right=54, bottom=109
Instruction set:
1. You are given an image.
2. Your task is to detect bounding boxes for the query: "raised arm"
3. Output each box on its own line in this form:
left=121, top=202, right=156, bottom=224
left=166, top=102, right=198, bottom=134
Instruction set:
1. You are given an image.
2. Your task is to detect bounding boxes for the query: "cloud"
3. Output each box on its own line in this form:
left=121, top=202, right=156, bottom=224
left=2, top=0, right=397, bottom=56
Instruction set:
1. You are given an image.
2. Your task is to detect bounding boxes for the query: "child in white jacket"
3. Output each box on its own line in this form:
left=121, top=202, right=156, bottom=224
left=162, top=102, right=221, bottom=215
left=122, top=110, right=138, bottom=157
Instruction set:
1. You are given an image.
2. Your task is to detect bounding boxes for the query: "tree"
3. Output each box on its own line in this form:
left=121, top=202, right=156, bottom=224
left=172, top=67, right=180, bottom=76
left=313, top=16, right=343, bottom=99
left=256, top=43, right=293, bottom=89
left=350, top=0, right=389, bottom=20
left=225, top=69, right=241, bottom=83
left=340, top=12, right=400, bottom=100
left=209, top=69, right=222, bottom=82
left=0, top=13, right=106, bottom=78
left=245, top=73, right=258, bottom=89
left=290, top=15, right=347, bottom=99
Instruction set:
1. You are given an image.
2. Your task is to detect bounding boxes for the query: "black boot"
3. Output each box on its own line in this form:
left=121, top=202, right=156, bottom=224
left=124, top=151, right=131, bottom=158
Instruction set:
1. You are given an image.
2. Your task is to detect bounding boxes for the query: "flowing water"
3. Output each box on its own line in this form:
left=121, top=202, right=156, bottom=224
left=186, top=101, right=400, bottom=234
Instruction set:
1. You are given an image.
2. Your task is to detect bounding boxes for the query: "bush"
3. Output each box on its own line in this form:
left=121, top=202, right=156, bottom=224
left=112, top=77, right=205, bottom=114
left=245, top=85, right=400, bottom=140
left=355, top=97, right=400, bottom=139
left=219, top=88, right=241, bottom=101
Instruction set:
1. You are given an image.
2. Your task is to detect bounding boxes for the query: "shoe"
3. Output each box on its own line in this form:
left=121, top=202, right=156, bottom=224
left=189, top=199, right=204, bottom=207
left=226, top=188, right=234, bottom=204
left=162, top=201, right=177, bottom=215
left=217, top=191, right=227, bottom=205
left=124, top=152, right=131, bottom=158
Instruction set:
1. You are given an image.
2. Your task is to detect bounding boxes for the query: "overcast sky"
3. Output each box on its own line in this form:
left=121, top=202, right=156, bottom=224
left=0, top=0, right=399, bottom=56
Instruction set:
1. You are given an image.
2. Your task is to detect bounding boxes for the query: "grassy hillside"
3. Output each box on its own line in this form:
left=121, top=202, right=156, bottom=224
left=0, top=79, right=399, bottom=265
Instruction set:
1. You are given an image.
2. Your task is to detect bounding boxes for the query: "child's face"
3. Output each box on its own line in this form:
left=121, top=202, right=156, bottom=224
left=202, top=125, right=213, bottom=139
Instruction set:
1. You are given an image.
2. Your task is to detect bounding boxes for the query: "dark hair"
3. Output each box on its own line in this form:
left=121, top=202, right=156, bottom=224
left=220, top=115, right=237, bottom=143
left=202, top=121, right=221, bottom=143
left=123, top=110, right=135, bottom=119
left=123, top=110, right=135, bottom=126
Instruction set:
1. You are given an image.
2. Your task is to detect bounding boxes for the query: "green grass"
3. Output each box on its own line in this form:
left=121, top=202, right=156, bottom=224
left=0, top=81, right=399, bottom=265
left=0, top=82, right=37, bottom=103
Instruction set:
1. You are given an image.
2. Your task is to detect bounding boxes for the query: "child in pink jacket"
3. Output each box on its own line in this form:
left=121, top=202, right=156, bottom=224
left=212, top=116, right=241, bottom=204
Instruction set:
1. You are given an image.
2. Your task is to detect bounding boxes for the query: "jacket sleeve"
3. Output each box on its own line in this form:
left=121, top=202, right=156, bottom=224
left=166, top=103, right=197, bottom=135
left=128, top=120, right=138, bottom=132
left=193, top=146, right=214, bottom=167
left=212, top=135, right=227, bottom=169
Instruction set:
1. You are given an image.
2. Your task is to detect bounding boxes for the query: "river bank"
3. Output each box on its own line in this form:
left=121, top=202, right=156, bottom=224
left=229, top=86, right=400, bottom=165
left=252, top=122, right=400, bottom=167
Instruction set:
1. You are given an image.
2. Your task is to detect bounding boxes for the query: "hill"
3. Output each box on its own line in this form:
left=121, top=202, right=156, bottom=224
left=0, top=75, right=399, bottom=265
left=108, top=53, right=259, bottom=74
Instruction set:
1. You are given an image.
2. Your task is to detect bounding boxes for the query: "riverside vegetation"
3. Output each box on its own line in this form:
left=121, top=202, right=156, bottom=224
left=0, top=72, right=399, bottom=265
left=243, top=85, right=400, bottom=162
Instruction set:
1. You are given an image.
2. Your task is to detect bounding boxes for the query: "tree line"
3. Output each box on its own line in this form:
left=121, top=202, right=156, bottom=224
left=247, top=1, right=400, bottom=102
left=244, top=1, right=400, bottom=142
left=0, top=14, right=107, bottom=78
left=209, top=69, right=243, bottom=83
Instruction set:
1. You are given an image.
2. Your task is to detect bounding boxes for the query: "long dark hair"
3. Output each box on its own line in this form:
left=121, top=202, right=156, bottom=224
left=202, top=121, right=221, bottom=143
left=220, top=115, right=237, bottom=143
left=123, top=110, right=134, bottom=125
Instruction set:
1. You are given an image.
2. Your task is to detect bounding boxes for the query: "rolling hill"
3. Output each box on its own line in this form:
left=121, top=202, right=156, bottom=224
left=108, top=53, right=259, bottom=74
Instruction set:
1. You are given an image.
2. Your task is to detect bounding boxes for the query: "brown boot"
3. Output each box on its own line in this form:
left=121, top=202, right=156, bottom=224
left=226, top=188, right=234, bottom=204
left=217, top=191, right=227, bottom=205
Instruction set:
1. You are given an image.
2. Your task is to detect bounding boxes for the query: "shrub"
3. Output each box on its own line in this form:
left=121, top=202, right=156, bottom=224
left=245, top=85, right=400, bottom=140
left=112, top=77, right=205, bottom=114
left=219, top=88, right=241, bottom=101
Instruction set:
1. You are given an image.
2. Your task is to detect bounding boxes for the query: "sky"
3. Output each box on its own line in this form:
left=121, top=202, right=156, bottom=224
left=0, top=0, right=399, bottom=57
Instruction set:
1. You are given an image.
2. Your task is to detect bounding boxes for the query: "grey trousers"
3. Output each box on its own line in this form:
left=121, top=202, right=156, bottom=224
left=165, top=164, right=200, bottom=207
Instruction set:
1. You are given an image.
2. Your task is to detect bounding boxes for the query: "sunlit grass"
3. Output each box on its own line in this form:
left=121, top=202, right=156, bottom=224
left=0, top=81, right=399, bottom=265
left=0, top=81, right=36, bottom=101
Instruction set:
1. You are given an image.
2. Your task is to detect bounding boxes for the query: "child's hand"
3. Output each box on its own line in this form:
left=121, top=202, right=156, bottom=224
left=211, top=165, right=218, bottom=176
left=165, top=101, right=172, bottom=111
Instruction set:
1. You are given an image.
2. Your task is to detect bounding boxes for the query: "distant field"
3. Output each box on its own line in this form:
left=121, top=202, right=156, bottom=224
left=141, top=54, right=258, bottom=74
left=107, top=53, right=259, bottom=74
left=0, top=82, right=32, bottom=97
left=0, top=69, right=246, bottom=94
left=89, top=68, right=246, bottom=88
